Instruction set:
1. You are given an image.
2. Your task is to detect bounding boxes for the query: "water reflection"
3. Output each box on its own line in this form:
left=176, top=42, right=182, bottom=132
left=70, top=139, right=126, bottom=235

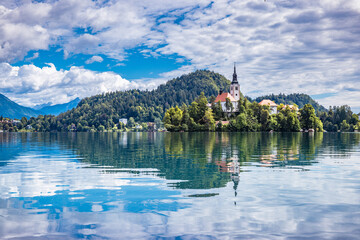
left=0, top=132, right=360, bottom=239
left=1, top=132, right=360, bottom=190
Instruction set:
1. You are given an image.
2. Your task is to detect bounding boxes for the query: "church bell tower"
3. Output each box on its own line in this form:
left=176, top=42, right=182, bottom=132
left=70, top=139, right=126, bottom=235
left=230, top=63, right=240, bottom=101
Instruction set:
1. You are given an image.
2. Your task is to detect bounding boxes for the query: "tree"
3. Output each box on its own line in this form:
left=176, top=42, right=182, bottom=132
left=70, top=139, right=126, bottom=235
left=320, top=105, right=359, bottom=132
left=300, top=104, right=322, bottom=131
left=163, top=106, right=183, bottom=131
left=127, top=117, right=135, bottom=128
left=211, top=100, right=223, bottom=120
left=216, top=121, right=223, bottom=131
left=225, top=98, right=233, bottom=113
left=260, top=109, right=270, bottom=131
left=189, top=101, right=200, bottom=122
left=189, top=92, right=209, bottom=122
left=275, top=106, right=300, bottom=132
left=235, top=113, right=247, bottom=131
left=314, top=117, right=323, bottom=132
left=237, top=98, right=245, bottom=113
left=154, top=117, right=163, bottom=129
left=340, top=120, right=350, bottom=132
left=202, top=108, right=216, bottom=131
left=349, top=113, right=359, bottom=125
left=20, top=117, right=28, bottom=126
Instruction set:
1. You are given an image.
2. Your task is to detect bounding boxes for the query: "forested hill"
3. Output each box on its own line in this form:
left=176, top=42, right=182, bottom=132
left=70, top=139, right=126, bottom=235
left=251, top=93, right=327, bottom=112
left=57, top=70, right=232, bottom=127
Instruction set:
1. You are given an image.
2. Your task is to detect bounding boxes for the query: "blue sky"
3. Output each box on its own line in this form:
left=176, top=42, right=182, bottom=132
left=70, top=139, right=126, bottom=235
left=0, top=0, right=359, bottom=112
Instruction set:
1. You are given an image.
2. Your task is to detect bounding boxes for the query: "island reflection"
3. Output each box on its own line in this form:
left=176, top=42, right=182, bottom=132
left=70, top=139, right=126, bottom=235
left=2, top=132, right=359, bottom=190
left=1, top=132, right=360, bottom=239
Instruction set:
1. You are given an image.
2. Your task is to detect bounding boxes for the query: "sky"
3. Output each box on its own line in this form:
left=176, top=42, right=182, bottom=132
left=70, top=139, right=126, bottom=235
left=0, top=0, right=359, bottom=112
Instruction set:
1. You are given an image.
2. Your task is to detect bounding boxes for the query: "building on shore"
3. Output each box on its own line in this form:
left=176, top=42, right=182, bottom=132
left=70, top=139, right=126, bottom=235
left=259, top=99, right=277, bottom=115
left=119, top=118, right=128, bottom=126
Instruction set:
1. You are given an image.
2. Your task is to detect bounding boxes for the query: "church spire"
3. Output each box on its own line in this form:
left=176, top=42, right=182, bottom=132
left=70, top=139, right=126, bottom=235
left=232, top=63, right=238, bottom=84
left=230, top=63, right=240, bottom=101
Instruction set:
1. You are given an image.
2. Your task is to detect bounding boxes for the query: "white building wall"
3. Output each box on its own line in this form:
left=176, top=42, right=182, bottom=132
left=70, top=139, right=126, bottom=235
left=119, top=118, right=128, bottom=125
left=220, top=101, right=238, bottom=112
left=270, top=106, right=277, bottom=115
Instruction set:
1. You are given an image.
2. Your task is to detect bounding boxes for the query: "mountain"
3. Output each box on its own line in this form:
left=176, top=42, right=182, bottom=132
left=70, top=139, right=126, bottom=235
left=251, top=93, right=327, bottom=112
left=0, top=94, right=41, bottom=119
left=33, top=102, right=52, bottom=110
left=55, top=70, right=231, bottom=130
left=38, top=98, right=81, bottom=116
left=0, top=94, right=81, bottom=119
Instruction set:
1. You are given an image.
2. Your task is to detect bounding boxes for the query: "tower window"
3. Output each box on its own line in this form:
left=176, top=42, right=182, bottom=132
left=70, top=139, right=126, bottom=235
left=235, top=87, right=238, bottom=90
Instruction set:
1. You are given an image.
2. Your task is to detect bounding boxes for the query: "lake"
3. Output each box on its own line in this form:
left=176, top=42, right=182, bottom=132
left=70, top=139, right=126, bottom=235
left=0, top=132, right=359, bottom=239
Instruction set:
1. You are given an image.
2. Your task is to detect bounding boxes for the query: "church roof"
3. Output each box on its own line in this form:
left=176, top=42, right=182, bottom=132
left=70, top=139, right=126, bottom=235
left=259, top=99, right=277, bottom=107
left=214, top=92, right=236, bottom=102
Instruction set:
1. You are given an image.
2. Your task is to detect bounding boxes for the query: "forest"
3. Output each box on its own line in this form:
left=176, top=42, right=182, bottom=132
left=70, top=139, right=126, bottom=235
left=251, top=93, right=327, bottom=112
left=164, top=93, right=326, bottom=132
left=0, top=70, right=359, bottom=132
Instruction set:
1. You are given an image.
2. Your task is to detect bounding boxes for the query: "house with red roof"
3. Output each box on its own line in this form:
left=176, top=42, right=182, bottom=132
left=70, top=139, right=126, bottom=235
left=259, top=99, right=277, bottom=114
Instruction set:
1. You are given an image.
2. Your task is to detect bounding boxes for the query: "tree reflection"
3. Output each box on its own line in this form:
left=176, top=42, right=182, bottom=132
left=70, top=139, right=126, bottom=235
left=1, top=132, right=360, bottom=190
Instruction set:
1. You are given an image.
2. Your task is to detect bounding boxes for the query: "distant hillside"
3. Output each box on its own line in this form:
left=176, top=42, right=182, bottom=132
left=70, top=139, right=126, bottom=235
left=0, top=94, right=81, bottom=119
left=0, top=94, right=41, bottom=119
left=251, top=93, right=327, bottom=112
left=56, top=70, right=232, bottom=129
left=39, top=98, right=81, bottom=116
left=33, top=102, right=52, bottom=110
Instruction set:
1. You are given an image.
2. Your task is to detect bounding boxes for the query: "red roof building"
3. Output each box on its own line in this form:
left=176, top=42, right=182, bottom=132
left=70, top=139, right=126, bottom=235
left=259, top=99, right=277, bottom=107
left=259, top=99, right=278, bottom=114
left=215, top=120, right=230, bottom=125
left=214, top=92, right=236, bottom=102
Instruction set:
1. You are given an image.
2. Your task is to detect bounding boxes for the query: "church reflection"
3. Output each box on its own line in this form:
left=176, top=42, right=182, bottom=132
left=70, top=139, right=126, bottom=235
left=1, top=132, right=360, bottom=192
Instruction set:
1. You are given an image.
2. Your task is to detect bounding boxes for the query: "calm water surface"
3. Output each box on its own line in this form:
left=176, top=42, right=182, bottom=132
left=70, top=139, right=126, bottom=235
left=0, top=132, right=359, bottom=239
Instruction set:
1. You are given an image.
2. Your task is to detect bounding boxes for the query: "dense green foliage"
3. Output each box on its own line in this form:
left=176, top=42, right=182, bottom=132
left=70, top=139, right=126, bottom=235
left=57, top=70, right=229, bottom=131
left=0, top=70, right=230, bottom=132
left=252, top=93, right=327, bottom=112
left=163, top=93, right=215, bottom=131
left=164, top=94, right=323, bottom=132
left=299, top=104, right=324, bottom=132
left=319, top=105, right=360, bottom=132
left=224, top=98, right=302, bottom=132
left=1, top=69, right=359, bottom=133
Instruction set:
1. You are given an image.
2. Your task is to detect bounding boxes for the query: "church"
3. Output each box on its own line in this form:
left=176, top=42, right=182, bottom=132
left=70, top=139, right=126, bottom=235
left=213, top=65, right=297, bottom=115
left=214, top=64, right=241, bottom=112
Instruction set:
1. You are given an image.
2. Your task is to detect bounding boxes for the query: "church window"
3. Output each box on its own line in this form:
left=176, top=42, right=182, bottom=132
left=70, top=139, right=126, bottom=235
left=235, top=87, right=238, bottom=90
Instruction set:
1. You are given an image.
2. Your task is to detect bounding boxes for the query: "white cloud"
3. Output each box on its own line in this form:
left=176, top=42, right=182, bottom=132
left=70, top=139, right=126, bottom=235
left=0, top=63, right=161, bottom=107
left=85, top=55, right=103, bottom=64
left=0, top=0, right=359, bottom=110
left=152, top=0, right=360, bottom=110
left=0, top=0, right=210, bottom=62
